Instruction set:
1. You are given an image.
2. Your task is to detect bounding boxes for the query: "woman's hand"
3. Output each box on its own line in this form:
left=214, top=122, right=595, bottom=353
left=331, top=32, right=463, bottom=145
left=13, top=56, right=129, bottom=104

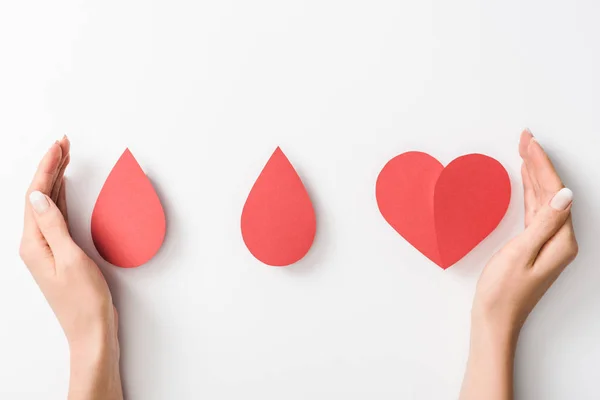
left=19, top=137, right=123, bottom=400
left=460, top=129, right=578, bottom=400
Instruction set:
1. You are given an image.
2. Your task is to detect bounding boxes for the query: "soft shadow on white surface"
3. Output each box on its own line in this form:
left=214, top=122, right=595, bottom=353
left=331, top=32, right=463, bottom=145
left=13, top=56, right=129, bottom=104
left=283, top=168, right=331, bottom=277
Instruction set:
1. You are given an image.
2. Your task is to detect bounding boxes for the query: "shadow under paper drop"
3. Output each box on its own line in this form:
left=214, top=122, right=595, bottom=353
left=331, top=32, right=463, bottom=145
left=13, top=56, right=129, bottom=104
left=145, top=175, right=180, bottom=275
left=281, top=167, right=330, bottom=277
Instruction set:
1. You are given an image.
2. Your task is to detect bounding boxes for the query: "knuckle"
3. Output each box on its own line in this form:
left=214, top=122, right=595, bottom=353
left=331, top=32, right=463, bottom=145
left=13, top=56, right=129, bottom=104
left=19, top=241, right=35, bottom=262
left=566, top=238, right=579, bottom=260
left=62, top=248, right=88, bottom=267
left=560, top=229, right=579, bottom=258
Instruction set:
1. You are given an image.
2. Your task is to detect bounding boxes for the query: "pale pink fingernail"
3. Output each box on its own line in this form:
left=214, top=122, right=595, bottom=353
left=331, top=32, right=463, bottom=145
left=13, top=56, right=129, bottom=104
left=528, top=136, right=544, bottom=152
left=29, top=191, right=49, bottom=214
left=550, top=188, right=573, bottom=211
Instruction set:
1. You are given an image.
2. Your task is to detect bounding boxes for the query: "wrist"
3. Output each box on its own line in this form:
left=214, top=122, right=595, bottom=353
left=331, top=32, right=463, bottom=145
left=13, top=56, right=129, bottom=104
left=470, top=308, right=520, bottom=355
left=70, top=336, right=111, bottom=369
left=461, top=310, right=519, bottom=400
left=68, top=328, right=122, bottom=400
left=471, top=298, right=524, bottom=340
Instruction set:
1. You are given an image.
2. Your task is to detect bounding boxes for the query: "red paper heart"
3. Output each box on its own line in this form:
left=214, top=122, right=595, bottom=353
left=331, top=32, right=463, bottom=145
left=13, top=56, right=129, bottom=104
left=241, top=147, right=316, bottom=267
left=376, top=152, right=510, bottom=269
left=92, top=149, right=166, bottom=268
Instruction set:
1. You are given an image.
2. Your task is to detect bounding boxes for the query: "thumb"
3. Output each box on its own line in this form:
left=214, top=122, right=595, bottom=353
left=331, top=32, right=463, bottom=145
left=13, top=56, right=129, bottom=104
left=28, top=190, right=74, bottom=255
left=520, top=187, right=573, bottom=258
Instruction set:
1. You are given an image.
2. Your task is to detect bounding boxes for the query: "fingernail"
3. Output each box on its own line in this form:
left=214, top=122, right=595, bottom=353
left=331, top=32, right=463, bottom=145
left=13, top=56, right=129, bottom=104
left=29, top=191, right=50, bottom=214
left=525, top=127, right=533, bottom=135
left=529, top=136, right=543, bottom=151
left=550, top=188, right=573, bottom=210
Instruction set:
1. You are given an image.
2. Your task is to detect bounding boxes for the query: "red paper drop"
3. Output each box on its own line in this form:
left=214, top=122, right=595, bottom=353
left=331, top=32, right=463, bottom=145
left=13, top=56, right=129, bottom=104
left=241, top=147, right=316, bottom=266
left=91, top=149, right=166, bottom=268
left=376, top=152, right=510, bottom=269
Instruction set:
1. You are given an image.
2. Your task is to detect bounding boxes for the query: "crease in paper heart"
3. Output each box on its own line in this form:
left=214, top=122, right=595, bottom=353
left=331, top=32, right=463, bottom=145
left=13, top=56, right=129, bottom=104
left=241, top=147, right=316, bottom=267
left=376, top=151, right=511, bottom=269
left=91, top=149, right=166, bottom=268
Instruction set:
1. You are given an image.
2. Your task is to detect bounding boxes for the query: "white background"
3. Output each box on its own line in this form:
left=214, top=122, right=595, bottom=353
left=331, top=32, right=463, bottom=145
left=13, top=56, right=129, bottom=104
left=0, top=1, right=598, bottom=399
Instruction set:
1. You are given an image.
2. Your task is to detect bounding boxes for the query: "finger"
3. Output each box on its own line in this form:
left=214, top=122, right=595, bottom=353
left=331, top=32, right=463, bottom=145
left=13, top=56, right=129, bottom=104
left=23, top=142, right=64, bottom=241
left=58, top=135, right=70, bottom=158
left=517, top=188, right=573, bottom=261
left=28, top=190, right=75, bottom=257
left=52, top=136, right=70, bottom=181
left=50, top=136, right=71, bottom=202
left=51, top=153, right=70, bottom=203
left=518, top=128, right=534, bottom=159
left=533, top=219, right=578, bottom=279
left=519, top=129, right=542, bottom=202
left=521, top=163, right=537, bottom=227
left=527, top=137, right=563, bottom=201
left=27, top=142, right=63, bottom=196
left=57, top=177, right=69, bottom=226
left=50, top=137, right=70, bottom=201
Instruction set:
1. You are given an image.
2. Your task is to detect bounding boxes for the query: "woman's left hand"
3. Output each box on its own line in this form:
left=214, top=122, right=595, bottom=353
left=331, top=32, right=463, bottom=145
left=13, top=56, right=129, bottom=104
left=19, top=137, right=123, bottom=400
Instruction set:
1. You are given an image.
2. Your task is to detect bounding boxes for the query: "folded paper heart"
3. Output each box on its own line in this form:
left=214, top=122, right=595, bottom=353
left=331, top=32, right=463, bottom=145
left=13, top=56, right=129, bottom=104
left=376, top=152, right=511, bottom=269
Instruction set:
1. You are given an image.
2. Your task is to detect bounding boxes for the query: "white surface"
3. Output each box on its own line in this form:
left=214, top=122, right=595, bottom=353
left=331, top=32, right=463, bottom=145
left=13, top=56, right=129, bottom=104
left=0, top=1, right=598, bottom=399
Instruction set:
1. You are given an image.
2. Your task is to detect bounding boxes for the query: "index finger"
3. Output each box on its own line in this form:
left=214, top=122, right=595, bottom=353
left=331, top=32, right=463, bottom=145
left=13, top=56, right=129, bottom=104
left=23, top=142, right=64, bottom=241
left=526, top=137, right=563, bottom=201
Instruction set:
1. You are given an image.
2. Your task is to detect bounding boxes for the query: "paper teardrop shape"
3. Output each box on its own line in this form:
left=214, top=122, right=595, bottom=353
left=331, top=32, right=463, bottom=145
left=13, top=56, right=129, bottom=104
left=91, top=149, right=166, bottom=268
left=241, top=147, right=316, bottom=266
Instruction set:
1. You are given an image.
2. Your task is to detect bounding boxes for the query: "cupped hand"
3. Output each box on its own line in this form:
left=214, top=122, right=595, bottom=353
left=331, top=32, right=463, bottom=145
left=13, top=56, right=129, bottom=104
left=460, top=130, right=578, bottom=400
left=19, top=137, right=122, bottom=400
left=473, top=129, right=578, bottom=333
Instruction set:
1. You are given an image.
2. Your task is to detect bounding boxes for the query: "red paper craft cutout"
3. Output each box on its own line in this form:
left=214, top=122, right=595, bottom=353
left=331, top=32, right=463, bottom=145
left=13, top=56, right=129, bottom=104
left=91, top=149, right=166, bottom=268
left=241, top=147, right=316, bottom=266
left=376, top=152, right=510, bottom=269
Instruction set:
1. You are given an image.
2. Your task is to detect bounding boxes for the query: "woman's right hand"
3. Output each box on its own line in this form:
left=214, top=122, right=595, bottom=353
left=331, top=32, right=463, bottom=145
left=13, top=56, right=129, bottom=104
left=473, top=129, right=578, bottom=334
left=19, top=137, right=123, bottom=400
left=460, top=129, right=578, bottom=400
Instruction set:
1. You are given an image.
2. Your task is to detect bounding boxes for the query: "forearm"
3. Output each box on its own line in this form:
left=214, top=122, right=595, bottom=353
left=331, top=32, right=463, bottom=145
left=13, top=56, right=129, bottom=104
left=459, top=315, right=518, bottom=400
left=68, top=334, right=123, bottom=400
